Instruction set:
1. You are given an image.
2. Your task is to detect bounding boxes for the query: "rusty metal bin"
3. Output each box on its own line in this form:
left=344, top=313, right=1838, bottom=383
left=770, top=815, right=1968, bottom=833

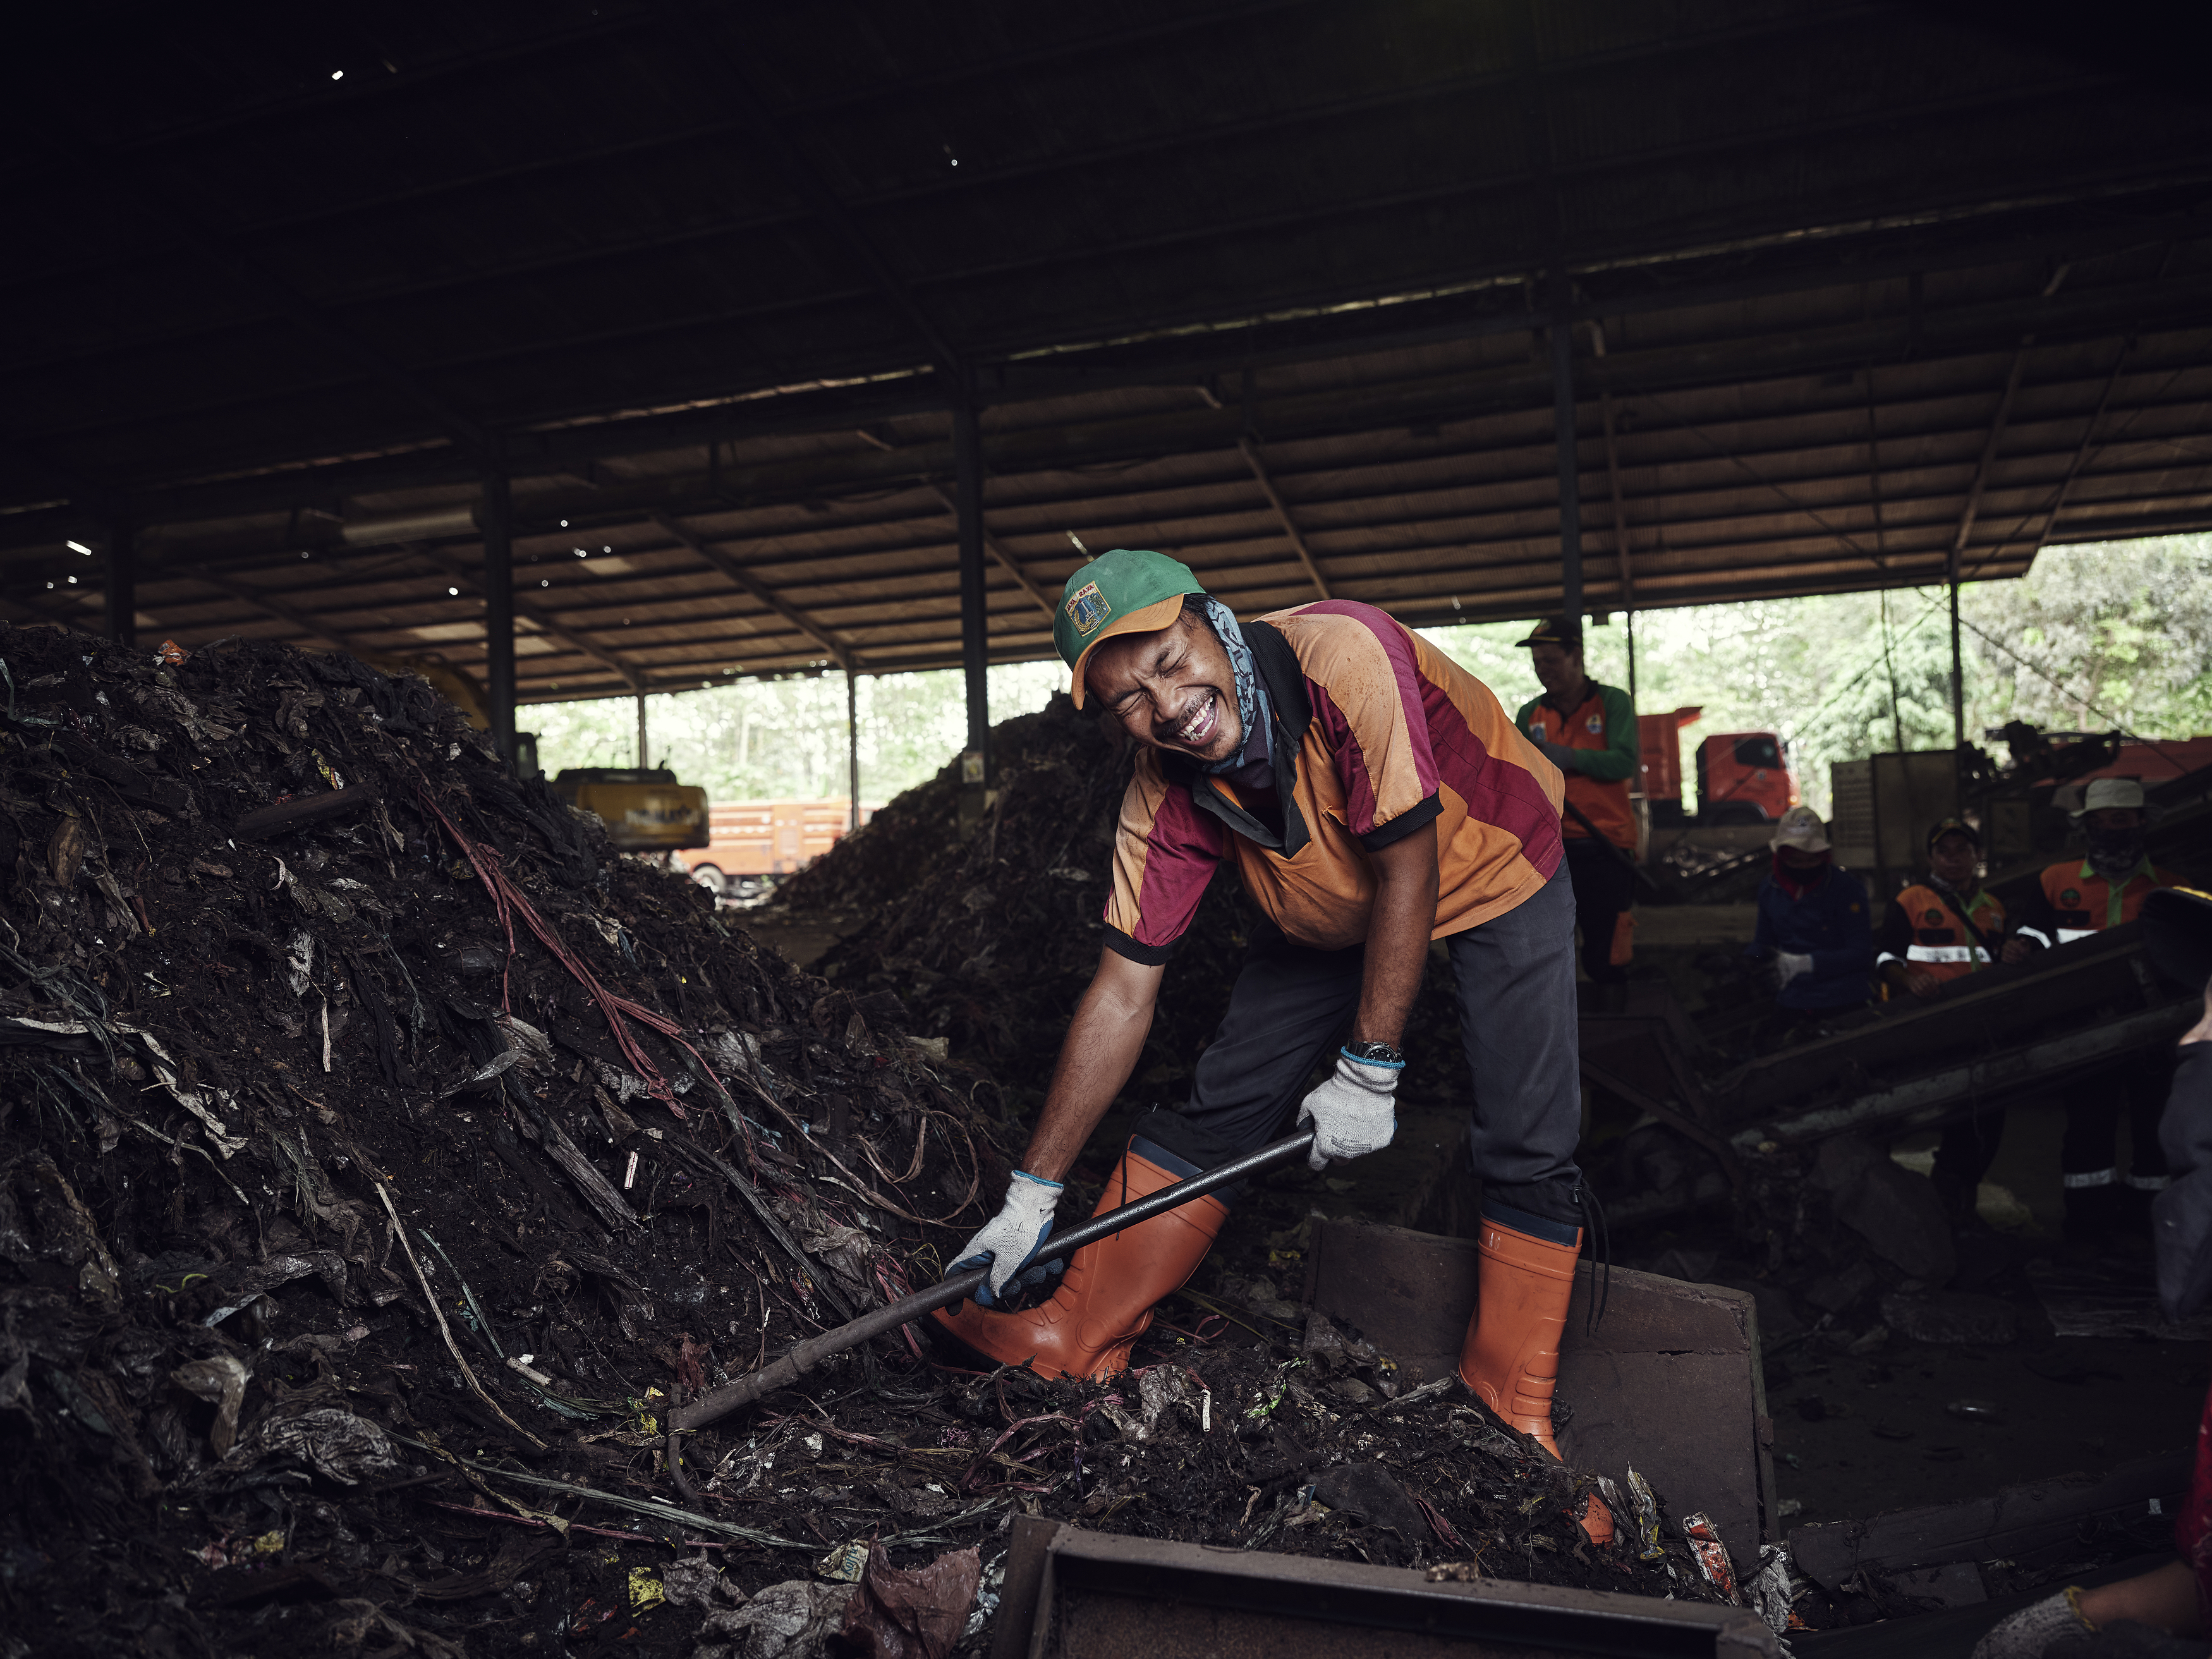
left=994, top=1518, right=1780, bottom=1659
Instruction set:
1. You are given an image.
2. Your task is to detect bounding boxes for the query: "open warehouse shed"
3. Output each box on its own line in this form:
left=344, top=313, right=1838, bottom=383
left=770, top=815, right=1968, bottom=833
left=5, top=9, right=2212, bottom=1658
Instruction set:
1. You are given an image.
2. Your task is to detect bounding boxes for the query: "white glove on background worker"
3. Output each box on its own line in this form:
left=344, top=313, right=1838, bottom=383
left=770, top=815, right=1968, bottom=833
left=1772, top=951, right=1813, bottom=989
left=950, top=1170, right=1063, bottom=1306
left=1968, top=1588, right=2094, bottom=1659
left=1297, top=1050, right=1401, bottom=1171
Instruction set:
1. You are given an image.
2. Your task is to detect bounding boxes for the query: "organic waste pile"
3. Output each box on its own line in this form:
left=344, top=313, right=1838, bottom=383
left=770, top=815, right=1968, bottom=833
left=0, top=627, right=1744, bottom=1659
left=784, top=692, right=1473, bottom=1119
left=777, top=695, right=1244, bottom=1093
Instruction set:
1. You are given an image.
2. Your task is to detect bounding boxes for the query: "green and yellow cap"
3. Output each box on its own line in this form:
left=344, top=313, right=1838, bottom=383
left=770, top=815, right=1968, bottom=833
left=1054, top=549, right=1206, bottom=708
left=1924, top=815, right=1981, bottom=851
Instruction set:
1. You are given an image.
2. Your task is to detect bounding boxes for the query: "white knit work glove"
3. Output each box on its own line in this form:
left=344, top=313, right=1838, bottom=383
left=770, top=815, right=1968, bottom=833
left=1969, top=1589, right=2092, bottom=1659
left=950, top=1171, right=1062, bottom=1307
left=1296, top=1051, right=1401, bottom=1172
left=1773, top=951, right=1813, bottom=989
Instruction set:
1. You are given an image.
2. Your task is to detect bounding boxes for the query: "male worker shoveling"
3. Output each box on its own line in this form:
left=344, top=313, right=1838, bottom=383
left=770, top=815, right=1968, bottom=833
left=930, top=549, right=1613, bottom=1545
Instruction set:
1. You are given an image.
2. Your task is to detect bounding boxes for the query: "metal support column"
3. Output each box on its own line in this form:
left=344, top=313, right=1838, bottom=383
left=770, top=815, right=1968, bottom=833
left=636, top=693, right=648, bottom=769
left=1589, top=320, right=1634, bottom=683
left=481, top=467, right=518, bottom=763
left=1549, top=279, right=1583, bottom=627
left=104, top=521, right=137, bottom=648
left=953, top=389, right=990, bottom=820
left=846, top=670, right=861, bottom=832
left=1948, top=553, right=1966, bottom=750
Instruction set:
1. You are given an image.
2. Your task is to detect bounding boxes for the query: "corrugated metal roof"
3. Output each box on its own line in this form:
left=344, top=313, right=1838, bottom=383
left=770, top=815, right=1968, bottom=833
left=1, top=1, right=2208, bottom=701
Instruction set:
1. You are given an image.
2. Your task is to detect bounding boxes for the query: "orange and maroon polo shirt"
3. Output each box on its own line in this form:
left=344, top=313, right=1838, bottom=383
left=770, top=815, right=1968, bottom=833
left=1102, top=601, right=1565, bottom=961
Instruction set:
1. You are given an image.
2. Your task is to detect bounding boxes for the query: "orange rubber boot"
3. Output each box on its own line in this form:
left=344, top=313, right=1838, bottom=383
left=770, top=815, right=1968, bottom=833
left=930, top=1147, right=1229, bottom=1382
left=1457, top=1215, right=1616, bottom=1548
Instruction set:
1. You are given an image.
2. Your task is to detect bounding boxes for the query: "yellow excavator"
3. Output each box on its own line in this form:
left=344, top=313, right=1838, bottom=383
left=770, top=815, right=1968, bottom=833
left=549, top=769, right=709, bottom=854
left=358, top=655, right=705, bottom=853
left=362, top=655, right=492, bottom=729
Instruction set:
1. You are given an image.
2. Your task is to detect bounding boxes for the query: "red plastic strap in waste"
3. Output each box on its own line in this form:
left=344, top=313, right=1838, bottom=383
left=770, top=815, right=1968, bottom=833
left=413, top=775, right=727, bottom=1121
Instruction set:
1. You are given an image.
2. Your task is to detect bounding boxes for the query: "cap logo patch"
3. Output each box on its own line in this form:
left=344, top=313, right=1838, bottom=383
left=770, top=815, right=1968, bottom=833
left=1065, top=581, right=1110, bottom=636
left=2060, top=888, right=2081, bottom=907
left=1923, top=908, right=1943, bottom=924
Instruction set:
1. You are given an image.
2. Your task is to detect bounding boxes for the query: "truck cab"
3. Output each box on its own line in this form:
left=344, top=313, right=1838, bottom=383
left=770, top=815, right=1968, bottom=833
left=1695, top=732, right=1799, bottom=823
left=1638, top=708, right=1800, bottom=825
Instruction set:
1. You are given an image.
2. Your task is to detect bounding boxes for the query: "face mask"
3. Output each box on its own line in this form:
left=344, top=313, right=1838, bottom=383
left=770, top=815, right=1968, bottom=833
left=1773, top=850, right=1830, bottom=887
left=2086, top=826, right=2146, bottom=877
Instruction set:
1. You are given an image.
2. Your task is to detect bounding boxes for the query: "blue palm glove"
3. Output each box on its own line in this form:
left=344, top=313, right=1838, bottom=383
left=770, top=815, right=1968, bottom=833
left=951, top=1170, right=1063, bottom=1307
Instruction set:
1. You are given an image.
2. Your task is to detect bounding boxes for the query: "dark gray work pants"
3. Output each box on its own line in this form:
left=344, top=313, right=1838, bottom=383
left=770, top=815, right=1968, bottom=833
left=1174, top=860, right=1584, bottom=1227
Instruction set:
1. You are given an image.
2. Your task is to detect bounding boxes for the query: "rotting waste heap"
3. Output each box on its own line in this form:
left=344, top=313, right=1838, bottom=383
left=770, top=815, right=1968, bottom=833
left=0, top=630, right=1732, bottom=1657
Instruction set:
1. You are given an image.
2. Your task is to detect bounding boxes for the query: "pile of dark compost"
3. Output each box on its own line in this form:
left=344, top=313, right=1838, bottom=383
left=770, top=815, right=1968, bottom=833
left=0, top=625, right=1000, bottom=1656
left=788, top=692, right=1470, bottom=1119
left=0, top=629, right=1731, bottom=1658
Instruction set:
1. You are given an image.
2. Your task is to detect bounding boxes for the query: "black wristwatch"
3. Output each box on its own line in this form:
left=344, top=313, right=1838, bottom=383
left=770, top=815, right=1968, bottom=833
left=1343, top=1040, right=1404, bottom=1066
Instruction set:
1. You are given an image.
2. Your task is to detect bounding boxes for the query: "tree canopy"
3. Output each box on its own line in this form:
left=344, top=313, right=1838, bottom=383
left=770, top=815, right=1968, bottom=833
left=530, top=537, right=2212, bottom=818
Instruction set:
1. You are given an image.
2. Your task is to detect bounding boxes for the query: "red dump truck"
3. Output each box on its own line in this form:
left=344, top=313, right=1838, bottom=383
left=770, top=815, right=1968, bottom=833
left=672, top=799, right=876, bottom=898
left=1639, top=707, right=1801, bottom=825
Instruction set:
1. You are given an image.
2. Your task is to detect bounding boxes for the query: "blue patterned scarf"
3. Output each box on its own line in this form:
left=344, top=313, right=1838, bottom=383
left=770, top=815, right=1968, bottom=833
left=1200, top=597, right=1275, bottom=786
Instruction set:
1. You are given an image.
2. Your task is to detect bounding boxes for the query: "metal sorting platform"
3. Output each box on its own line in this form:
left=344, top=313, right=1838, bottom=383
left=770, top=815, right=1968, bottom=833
left=992, top=1518, right=1780, bottom=1659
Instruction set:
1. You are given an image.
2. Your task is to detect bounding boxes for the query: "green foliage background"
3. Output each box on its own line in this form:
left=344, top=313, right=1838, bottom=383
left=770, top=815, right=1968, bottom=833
left=529, top=660, right=1066, bottom=807
left=528, top=537, right=2212, bottom=818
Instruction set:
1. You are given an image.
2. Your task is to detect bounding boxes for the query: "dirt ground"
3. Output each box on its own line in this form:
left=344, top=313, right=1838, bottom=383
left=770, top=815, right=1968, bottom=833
left=1765, top=1103, right=2205, bottom=1528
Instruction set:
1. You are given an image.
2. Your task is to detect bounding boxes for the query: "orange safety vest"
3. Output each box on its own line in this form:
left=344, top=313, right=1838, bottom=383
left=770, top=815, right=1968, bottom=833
left=2033, top=859, right=2175, bottom=945
left=1522, top=689, right=1634, bottom=851
left=1881, top=882, right=2005, bottom=985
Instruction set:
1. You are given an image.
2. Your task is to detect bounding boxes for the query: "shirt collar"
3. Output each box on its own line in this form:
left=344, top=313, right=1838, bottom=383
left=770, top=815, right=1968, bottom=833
left=1928, top=872, right=1984, bottom=909
left=1541, top=680, right=1598, bottom=719
left=2080, top=856, right=2155, bottom=886
left=1217, top=712, right=1273, bottom=792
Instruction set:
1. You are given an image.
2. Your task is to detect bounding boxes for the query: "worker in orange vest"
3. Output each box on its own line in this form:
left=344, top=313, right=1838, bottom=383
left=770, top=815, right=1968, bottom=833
left=1877, top=817, right=2007, bottom=997
left=1514, top=617, right=1639, bottom=1008
left=1876, top=817, right=2010, bottom=1217
left=2005, top=777, right=2182, bottom=1241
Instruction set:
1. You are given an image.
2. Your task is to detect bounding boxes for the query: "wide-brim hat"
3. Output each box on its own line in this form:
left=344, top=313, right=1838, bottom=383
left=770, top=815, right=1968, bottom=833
left=2074, top=775, right=2147, bottom=816
left=1054, top=549, right=1208, bottom=708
